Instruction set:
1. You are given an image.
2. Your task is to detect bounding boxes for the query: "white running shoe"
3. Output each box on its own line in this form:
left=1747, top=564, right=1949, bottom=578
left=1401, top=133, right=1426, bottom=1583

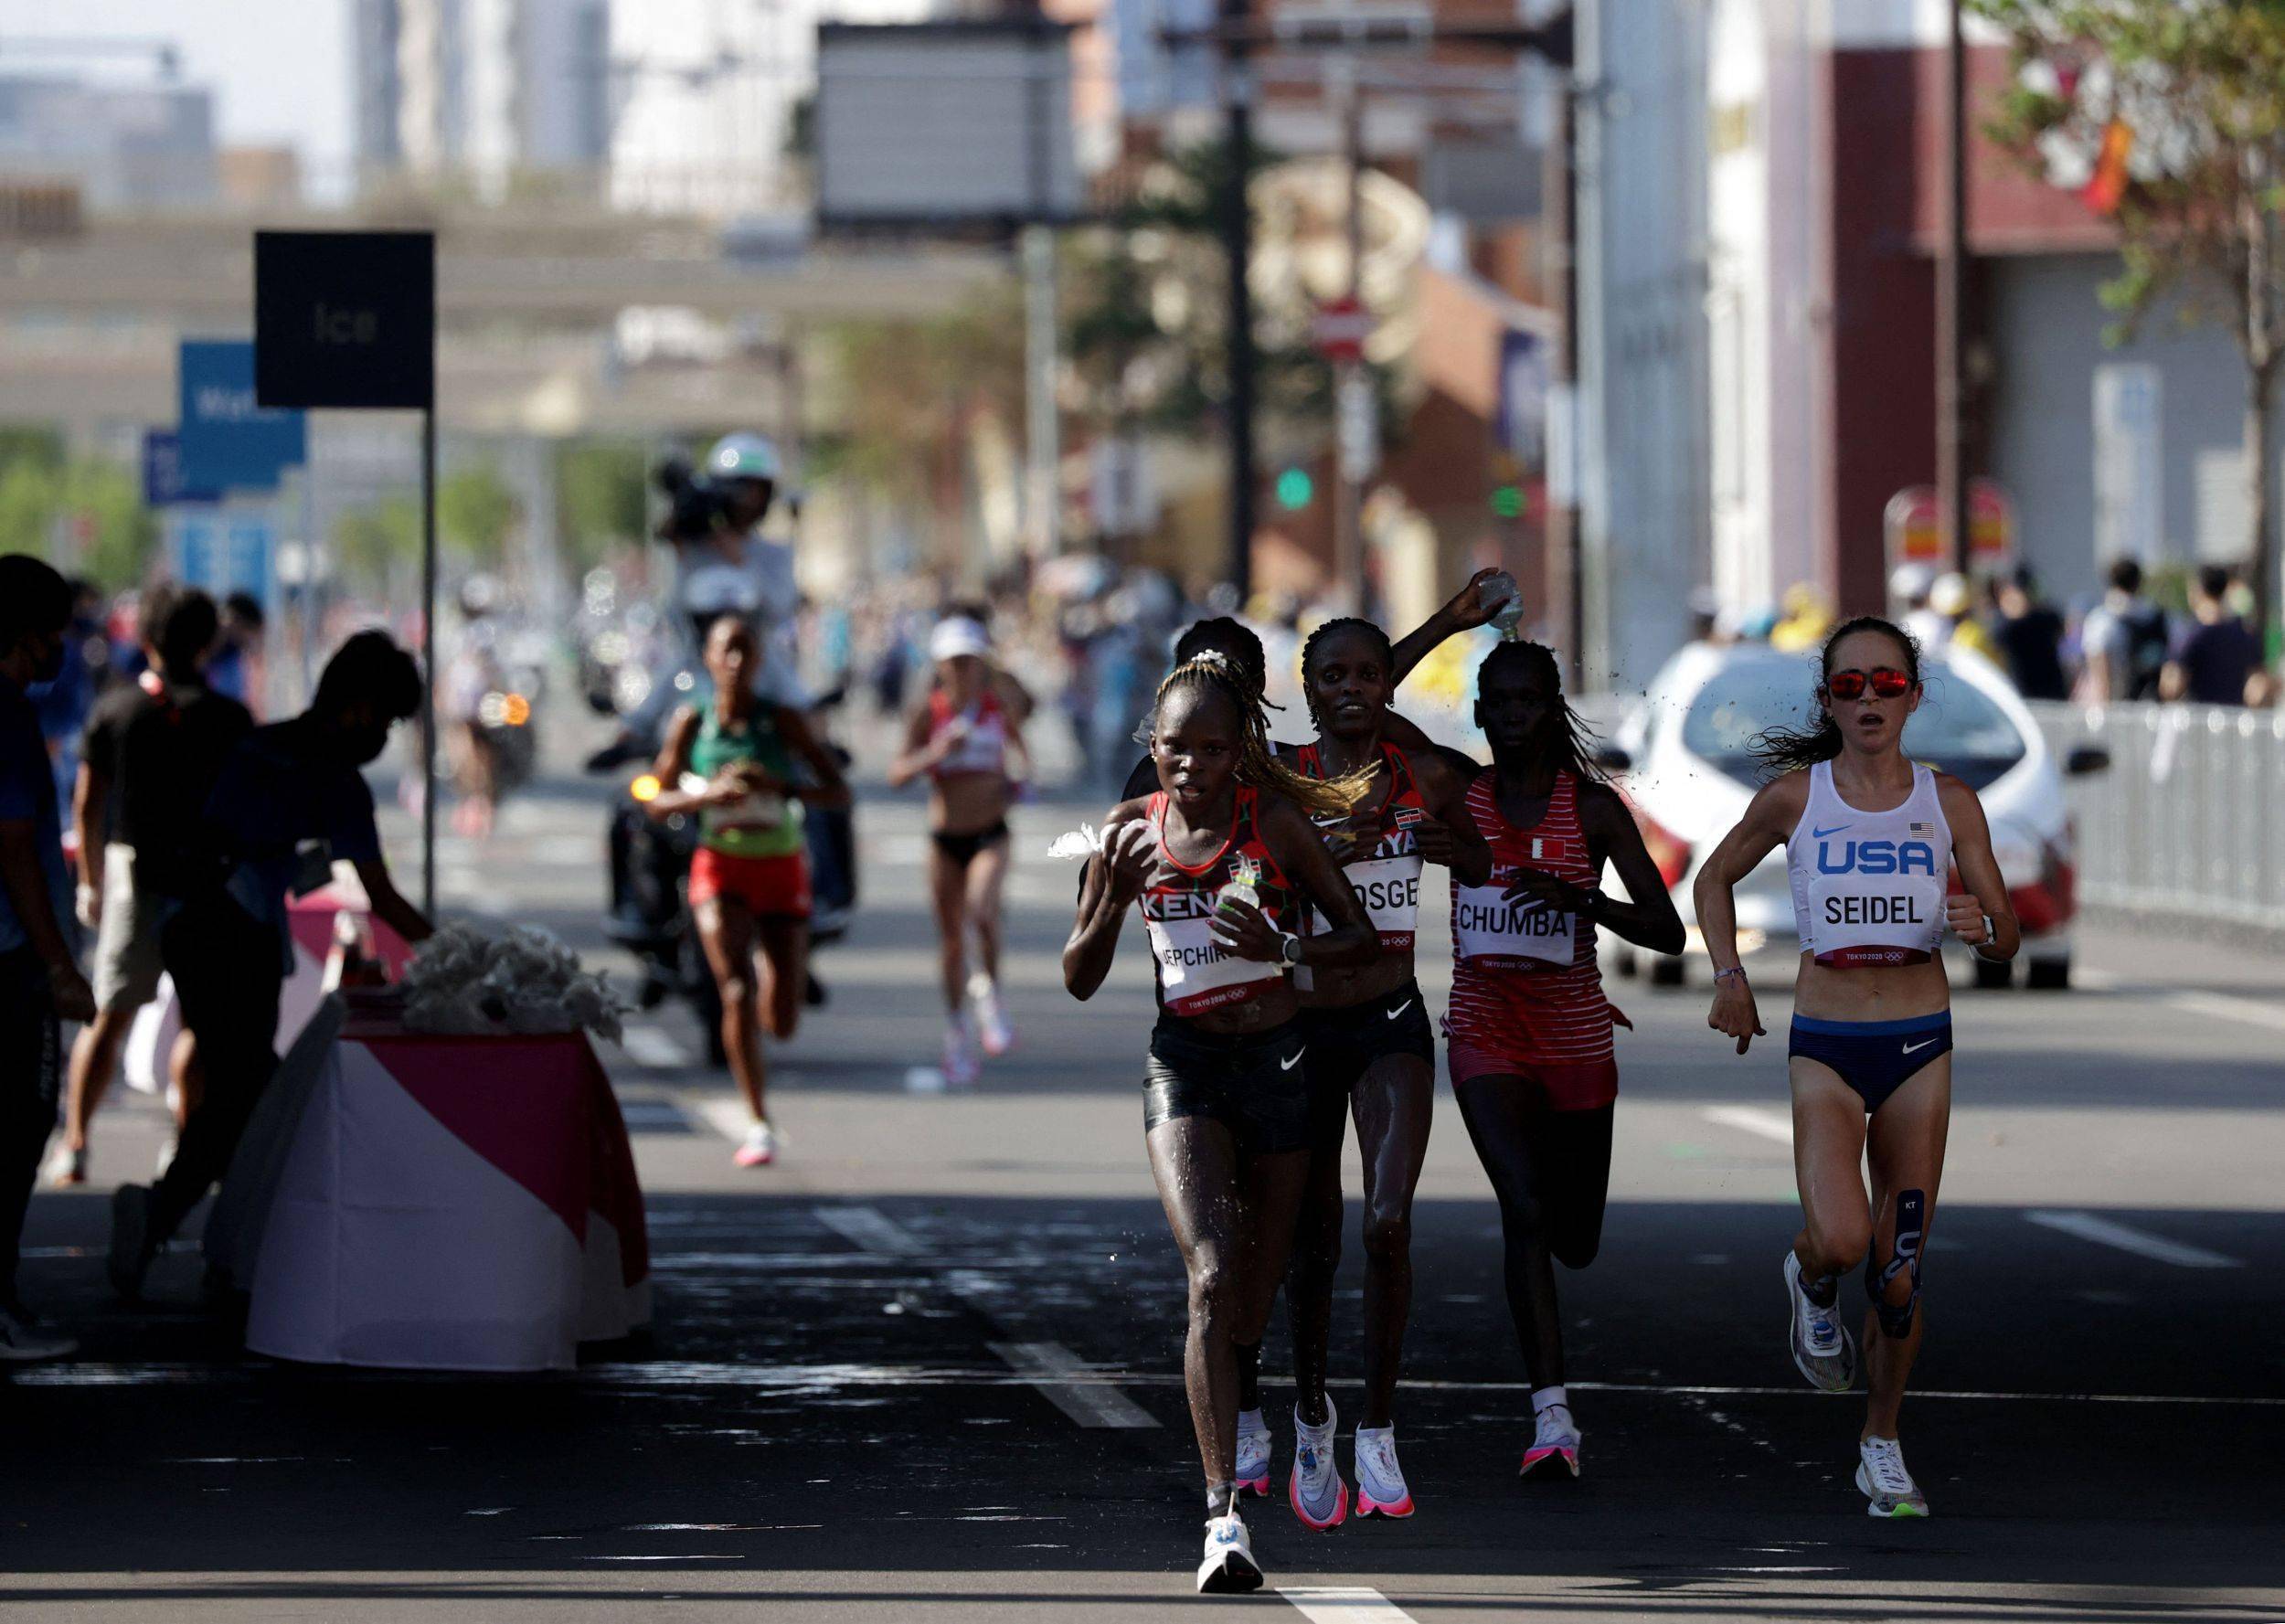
left=1353, top=1425, right=1413, bottom=1518
left=1785, top=1250, right=1859, bottom=1394
left=733, top=1121, right=781, bottom=1168
left=1522, top=1404, right=1582, bottom=1479
left=1234, top=1408, right=1271, bottom=1497
left=1288, top=1400, right=1348, bottom=1529
left=43, top=1141, right=86, bottom=1188
left=968, top=972, right=1015, bottom=1058
left=1196, top=1509, right=1263, bottom=1594
left=942, top=1018, right=981, bottom=1088
left=1856, top=1435, right=1930, bottom=1518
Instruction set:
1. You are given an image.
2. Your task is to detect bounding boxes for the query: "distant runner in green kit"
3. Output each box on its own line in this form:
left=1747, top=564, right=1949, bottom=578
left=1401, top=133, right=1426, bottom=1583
left=647, top=617, right=849, bottom=1167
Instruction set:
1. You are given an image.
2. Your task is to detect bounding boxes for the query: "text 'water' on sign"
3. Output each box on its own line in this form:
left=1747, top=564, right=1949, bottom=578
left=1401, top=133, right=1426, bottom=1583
left=254, top=230, right=435, bottom=410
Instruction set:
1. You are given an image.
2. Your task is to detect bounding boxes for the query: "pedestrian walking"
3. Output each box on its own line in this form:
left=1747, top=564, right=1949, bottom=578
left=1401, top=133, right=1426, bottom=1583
left=108, top=631, right=434, bottom=1300
left=1693, top=616, right=2018, bottom=1517
left=2162, top=565, right=2262, bottom=706
left=0, top=555, right=96, bottom=1361
left=2080, top=558, right=2170, bottom=702
left=48, top=587, right=237, bottom=1189
left=1990, top=568, right=2069, bottom=701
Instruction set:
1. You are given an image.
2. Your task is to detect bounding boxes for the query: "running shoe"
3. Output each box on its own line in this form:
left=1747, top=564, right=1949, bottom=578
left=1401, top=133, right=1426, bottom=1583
left=1353, top=1425, right=1414, bottom=1518
left=1856, top=1436, right=1929, bottom=1518
left=0, top=1301, right=76, bottom=1363
left=154, top=1133, right=179, bottom=1180
left=43, top=1141, right=86, bottom=1188
left=733, top=1121, right=781, bottom=1168
left=942, top=1018, right=981, bottom=1088
left=1234, top=1407, right=1271, bottom=1497
left=1784, top=1250, right=1859, bottom=1394
left=108, top=1183, right=154, bottom=1301
left=1289, top=1401, right=1348, bottom=1529
left=1521, top=1404, right=1582, bottom=1479
left=1196, top=1509, right=1263, bottom=1594
left=969, top=973, right=1015, bottom=1057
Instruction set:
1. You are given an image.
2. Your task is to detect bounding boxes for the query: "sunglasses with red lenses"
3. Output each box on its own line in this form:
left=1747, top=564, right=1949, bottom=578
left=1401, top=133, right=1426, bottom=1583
left=1824, top=667, right=1913, bottom=701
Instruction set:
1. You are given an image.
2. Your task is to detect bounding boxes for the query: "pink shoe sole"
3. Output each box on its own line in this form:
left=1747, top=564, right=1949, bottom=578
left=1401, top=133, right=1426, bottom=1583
left=733, top=1149, right=775, bottom=1168
left=1235, top=1475, right=1269, bottom=1497
left=1355, top=1491, right=1414, bottom=1519
left=1521, top=1446, right=1579, bottom=1479
left=1289, top=1472, right=1349, bottom=1530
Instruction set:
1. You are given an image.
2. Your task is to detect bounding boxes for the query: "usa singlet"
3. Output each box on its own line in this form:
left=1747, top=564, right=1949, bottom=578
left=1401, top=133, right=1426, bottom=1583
left=1787, top=760, right=1952, bottom=968
left=1141, top=787, right=1296, bottom=1018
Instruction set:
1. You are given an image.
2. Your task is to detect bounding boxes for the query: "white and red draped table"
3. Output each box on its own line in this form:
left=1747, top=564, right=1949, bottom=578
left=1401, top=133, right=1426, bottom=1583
left=208, top=992, right=651, bottom=1372
left=124, top=884, right=415, bottom=1097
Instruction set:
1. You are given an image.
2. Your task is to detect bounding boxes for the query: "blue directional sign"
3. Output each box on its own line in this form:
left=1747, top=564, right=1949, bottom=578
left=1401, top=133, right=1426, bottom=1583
left=141, top=430, right=218, bottom=507
left=169, top=507, right=272, bottom=607
left=177, top=340, right=305, bottom=495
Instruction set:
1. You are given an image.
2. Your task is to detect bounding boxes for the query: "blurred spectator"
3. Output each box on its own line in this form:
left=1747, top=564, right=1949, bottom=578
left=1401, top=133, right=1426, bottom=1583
left=33, top=578, right=112, bottom=821
left=0, top=555, right=94, bottom=1361
left=108, top=632, right=434, bottom=1301
left=206, top=592, right=267, bottom=714
left=1895, top=564, right=1948, bottom=652
left=1932, top=573, right=2000, bottom=662
left=48, top=587, right=233, bottom=1190
left=1990, top=568, right=2070, bottom=701
left=2162, top=564, right=2262, bottom=706
left=1769, top=584, right=1832, bottom=653
left=2079, top=557, right=2170, bottom=702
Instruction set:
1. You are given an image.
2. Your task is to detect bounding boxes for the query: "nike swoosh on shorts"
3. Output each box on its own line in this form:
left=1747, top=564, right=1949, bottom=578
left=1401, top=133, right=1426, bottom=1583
left=1281, top=1050, right=1306, bottom=1071
left=1386, top=1000, right=1414, bottom=1021
left=1902, top=1038, right=1938, bottom=1055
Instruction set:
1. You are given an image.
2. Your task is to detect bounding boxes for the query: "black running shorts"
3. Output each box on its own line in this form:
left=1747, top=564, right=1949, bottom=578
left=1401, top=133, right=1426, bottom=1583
left=1297, top=979, right=1434, bottom=1099
left=1142, top=1016, right=1311, bottom=1155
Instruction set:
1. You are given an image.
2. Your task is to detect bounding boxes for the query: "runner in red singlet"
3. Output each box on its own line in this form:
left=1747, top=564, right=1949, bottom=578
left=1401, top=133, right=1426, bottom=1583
left=1063, top=653, right=1377, bottom=1595
left=1446, top=641, right=1684, bottom=1480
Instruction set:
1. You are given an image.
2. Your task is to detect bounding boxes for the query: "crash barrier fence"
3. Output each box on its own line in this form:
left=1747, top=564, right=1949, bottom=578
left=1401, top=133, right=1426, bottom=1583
left=2025, top=700, right=2285, bottom=939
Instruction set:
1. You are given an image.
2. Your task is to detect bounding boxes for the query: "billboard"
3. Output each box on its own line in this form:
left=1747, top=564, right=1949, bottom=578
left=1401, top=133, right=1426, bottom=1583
left=815, top=21, right=1081, bottom=231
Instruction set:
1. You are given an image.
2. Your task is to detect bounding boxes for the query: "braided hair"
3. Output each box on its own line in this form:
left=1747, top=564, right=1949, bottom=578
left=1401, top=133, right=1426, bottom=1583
left=1151, top=653, right=1374, bottom=820
left=1748, top=616, right=1920, bottom=779
left=1479, top=640, right=1609, bottom=784
left=1299, top=616, right=1396, bottom=731
left=1173, top=617, right=1278, bottom=709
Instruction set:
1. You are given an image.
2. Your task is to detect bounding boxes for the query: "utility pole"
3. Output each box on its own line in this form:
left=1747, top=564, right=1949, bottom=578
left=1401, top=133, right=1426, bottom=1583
left=1220, top=0, right=1259, bottom=602
left=1545, top=72, right=1581, bottom=684
left=1938, top=0, right=1971, bottom=576
left=1332, top=56, right=1368, bottom=614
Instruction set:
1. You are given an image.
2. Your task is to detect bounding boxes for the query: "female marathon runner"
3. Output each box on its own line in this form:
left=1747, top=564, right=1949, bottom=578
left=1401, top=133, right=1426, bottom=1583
left=1063, top=653, right=1377, bottom=1595
left=1693, top=617, right=2015, bottom=1518
left=889, top=616, right=1031, bottom=1086
left=1267, top=617, right=1492, bottom=1529
left=1447, top=641, right=1683, bottom=1480
left=647, top=617, right=850, bottom=1167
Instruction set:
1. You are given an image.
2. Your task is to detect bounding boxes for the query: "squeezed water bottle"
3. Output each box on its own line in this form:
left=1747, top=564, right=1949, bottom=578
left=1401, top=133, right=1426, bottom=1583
left=1483, top=570, right=1526, bottom=641
left=1214, top=855, right=1264, bottom=921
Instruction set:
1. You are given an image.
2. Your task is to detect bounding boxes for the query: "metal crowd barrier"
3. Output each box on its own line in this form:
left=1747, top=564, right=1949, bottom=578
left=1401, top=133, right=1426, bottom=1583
left=2026, top=700, right=2285, bottom=936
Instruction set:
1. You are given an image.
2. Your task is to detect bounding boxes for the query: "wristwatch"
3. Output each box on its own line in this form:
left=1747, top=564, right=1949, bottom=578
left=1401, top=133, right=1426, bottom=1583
left=1278, top=931, right=1304, bottom=968
left=1973, top=912, right=2000, bottom=958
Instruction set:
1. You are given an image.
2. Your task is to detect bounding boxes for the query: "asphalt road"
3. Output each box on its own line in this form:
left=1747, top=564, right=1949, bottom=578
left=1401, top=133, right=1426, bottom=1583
left=5, top=730, right=2283, bottom=1622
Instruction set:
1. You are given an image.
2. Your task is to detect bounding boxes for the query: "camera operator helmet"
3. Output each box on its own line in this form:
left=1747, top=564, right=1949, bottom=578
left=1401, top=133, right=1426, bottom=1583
left=707, top=432, right=782, bottom=527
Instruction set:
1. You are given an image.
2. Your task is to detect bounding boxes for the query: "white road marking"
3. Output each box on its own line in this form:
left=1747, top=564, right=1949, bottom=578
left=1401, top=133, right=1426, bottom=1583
left=987, top=1341, right=1160, bottom=1429
left=2025, top=1211, right=2243, bottom=1269
left=620, top=1024, right=689, bottom=1068
left=813, top=1204, right=929, bottom=1258
left=690, top=1096, right=757, bottom=1144
left=1278, top=1587, right=1419, bottom=1624
left=1700, top=1105, right=1794, bottom=1146
left=2161, top=989, right=2285, bottom=1035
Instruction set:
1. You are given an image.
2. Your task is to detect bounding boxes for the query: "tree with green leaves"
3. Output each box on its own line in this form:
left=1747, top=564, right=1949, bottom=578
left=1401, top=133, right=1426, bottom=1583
left=556, top=440, right=649, bottom=576
left=1979, top=0, right=2285, bottom=646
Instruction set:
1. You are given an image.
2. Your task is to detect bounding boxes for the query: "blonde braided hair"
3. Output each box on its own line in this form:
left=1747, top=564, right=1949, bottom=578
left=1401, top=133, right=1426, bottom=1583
left=1149, top=653, right=1376, bottom=820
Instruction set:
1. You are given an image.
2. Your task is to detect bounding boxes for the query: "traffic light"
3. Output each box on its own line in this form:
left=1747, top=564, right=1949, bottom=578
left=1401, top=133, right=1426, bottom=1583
left=1490, top=483, right=1523, bottom=520
left=1275, top=467, right=1315, bottom=511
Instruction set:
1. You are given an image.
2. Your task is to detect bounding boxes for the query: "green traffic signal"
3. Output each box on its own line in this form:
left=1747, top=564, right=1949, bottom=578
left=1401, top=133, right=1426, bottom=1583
left=1491, top=484, right=1523, bottom=519
left=1275, top=467, right=1314, bottom=510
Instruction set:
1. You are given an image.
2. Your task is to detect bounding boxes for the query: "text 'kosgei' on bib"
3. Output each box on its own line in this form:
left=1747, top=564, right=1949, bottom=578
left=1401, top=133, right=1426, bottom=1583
left=1453, top=864, right=1575, bottom=969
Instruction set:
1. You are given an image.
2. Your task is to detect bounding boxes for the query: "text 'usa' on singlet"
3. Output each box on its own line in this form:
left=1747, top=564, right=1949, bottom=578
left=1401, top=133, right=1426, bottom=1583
left=928, top=687, right=1010, bottom=780
left=1296, top=741, right=1426, bottom=953
left=1445, top=770, right=1619, bottom=1066
left=1787, top=759, right=1952, bottom=968
left=1140, top=787, right=1294, bottom=1019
